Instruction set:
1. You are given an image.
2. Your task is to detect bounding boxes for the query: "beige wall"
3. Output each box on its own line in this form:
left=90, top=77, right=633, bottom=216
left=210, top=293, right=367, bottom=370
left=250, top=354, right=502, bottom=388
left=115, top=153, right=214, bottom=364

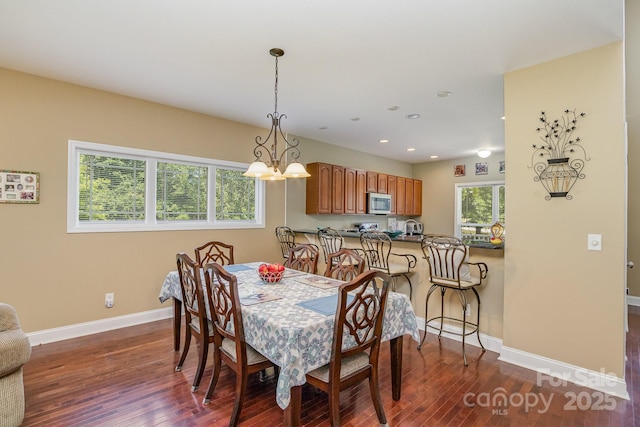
left=504, top=43, right=626, bottom=376
left=0, top=68, right=287, bottom=332
left=626, top=0, right=640, bottom=296
left=413, top=153, right=505, bottom=235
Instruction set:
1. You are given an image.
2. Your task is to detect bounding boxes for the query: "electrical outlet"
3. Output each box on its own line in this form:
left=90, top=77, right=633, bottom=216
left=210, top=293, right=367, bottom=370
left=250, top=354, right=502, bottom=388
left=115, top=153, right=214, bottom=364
left=105, top=292, right=114, bottom=308
left=466, top=304, right=471, bottom=316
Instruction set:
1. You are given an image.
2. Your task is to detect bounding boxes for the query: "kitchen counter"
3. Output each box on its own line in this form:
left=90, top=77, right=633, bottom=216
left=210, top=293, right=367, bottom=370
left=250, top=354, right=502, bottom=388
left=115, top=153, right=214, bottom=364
left=292, top=228, right=504, bottom=249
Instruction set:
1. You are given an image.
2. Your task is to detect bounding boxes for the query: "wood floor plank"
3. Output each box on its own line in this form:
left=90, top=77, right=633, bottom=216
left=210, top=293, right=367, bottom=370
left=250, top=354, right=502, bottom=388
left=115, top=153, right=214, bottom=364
left=22, top=315, right=640, bottom=426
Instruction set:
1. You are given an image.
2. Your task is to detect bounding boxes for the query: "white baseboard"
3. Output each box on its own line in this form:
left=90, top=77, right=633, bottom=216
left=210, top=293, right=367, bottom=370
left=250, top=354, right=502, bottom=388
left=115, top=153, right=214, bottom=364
left=416, top=316, right=629, bottom=400
left=27, top=307, right=173, bottom=346
left=627, top=295, right=640, bottom=307
left=499, top=346, right=629, bottom=400
left=415, top=315, right=503, bottom=354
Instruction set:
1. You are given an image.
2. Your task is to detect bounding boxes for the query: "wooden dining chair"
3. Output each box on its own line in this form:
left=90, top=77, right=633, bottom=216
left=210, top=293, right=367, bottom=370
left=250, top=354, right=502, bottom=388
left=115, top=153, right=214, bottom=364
left=175, top=253, right=214, bottom=392
left=418, top=235, right=488, bottom=366
left=275, top=226, right=296, bottom=260
left=284, top=244, right=319, bottom=274
left=360, top=230, right=417, bottom=300
left=195, top=240, right=235, bottom=266
left=324, top=248, right=365, bottom=281
left=305, top=270, right=391, bottom=427
left=202, top=263, right=274, bottom=427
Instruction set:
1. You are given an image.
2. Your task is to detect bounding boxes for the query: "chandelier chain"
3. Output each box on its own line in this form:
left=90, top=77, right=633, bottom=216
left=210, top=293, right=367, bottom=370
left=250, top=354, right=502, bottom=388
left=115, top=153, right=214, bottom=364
left=274, top=55, right=279, bottom=115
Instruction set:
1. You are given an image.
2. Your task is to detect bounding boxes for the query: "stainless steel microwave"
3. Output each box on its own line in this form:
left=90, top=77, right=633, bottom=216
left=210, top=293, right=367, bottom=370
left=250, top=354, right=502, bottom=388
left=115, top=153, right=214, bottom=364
left=367, top=192, right=392, bottom=215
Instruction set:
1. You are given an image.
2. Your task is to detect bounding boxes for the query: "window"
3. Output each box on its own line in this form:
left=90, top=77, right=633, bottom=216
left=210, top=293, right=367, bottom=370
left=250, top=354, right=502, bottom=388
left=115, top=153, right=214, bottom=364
left=68, top=140, right=265, bottom=233
left=455, top=181, right=505, bottom=243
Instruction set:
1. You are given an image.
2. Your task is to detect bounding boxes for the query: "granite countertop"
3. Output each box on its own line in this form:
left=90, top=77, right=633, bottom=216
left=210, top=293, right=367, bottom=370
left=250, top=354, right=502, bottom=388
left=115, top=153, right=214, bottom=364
left=292, top=228, right=504, bottom=249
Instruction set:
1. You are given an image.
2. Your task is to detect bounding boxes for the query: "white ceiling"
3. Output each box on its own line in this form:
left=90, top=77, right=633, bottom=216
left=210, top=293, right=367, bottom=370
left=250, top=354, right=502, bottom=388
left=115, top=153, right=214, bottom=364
left=0, top=1, right=623, bottom=163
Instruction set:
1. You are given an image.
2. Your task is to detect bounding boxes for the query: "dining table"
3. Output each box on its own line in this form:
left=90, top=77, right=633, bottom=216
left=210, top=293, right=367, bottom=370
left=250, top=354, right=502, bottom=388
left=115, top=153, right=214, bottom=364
left=158, top=262, right=419, bottom=426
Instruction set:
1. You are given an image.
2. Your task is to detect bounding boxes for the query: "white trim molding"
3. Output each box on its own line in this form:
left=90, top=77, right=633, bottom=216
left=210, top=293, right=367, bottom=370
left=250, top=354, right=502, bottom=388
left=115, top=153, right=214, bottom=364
left=627, top=295, right=640, bottom=307
left=416, top=316, right=503, bottom=355
left=499, top=346, right=629, bottom=400
left=27, top=307, right=173, bottom=346
left=417, top=316, right=629, bottom=400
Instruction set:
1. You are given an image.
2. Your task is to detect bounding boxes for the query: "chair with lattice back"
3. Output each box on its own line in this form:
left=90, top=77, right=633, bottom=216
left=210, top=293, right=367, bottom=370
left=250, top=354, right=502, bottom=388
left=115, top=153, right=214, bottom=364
left=202, top=262, right=274, bottom=426
left=325, top=248, right=366, bottom=281
left=317, top=227, right=344, bottom=264
left=175, top=253, right=214, bottom=392
left=275, top=226, right=296, bottom=260
left=195, top=241, right=234, bottom=266
left=284, top=244, right=319, bottom=274
left=360, top=230, right=417, bottom=300
left=305, top=269, right=391, bottom=426
left=418, top=234, right=488, bottom=366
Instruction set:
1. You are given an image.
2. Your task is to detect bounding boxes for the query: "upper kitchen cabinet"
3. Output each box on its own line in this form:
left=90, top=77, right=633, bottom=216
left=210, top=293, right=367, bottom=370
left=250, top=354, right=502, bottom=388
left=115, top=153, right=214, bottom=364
left=306, top=161, right=421, bottom=217
left=366, top=171, right=378, bottom=193
left=412, top=179, right=422, bottom=216
left=306, top=162, right=345, bottom=214
left=345, top=168, right=366, bottom=214
left=377, top=173, right=388, bottom=194
left=396, top=177, right=406, bottom=215
left=387, top=175, right=397, bottom=215
left=306, top=162, right=332, bottom=214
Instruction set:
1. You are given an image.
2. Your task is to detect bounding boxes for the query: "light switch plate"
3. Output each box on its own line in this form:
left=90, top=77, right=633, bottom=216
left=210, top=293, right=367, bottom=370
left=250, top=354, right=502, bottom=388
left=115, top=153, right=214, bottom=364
left=588, top=234, right=602, bottom=251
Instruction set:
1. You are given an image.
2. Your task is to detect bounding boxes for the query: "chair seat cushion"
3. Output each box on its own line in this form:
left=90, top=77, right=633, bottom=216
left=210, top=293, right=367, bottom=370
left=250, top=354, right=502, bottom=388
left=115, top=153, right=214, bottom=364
left=221, top=338, right=269, bottom=365
left=306, top=351, right=370, bottom=383
left=432, top=276, right=481, bottom=288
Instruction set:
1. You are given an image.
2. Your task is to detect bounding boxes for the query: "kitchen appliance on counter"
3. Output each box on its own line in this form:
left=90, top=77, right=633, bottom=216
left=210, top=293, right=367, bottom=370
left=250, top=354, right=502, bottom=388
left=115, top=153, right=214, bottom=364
left=403, top=219, right=423, bottom=236
left=358, top=222, right=379, bottom=232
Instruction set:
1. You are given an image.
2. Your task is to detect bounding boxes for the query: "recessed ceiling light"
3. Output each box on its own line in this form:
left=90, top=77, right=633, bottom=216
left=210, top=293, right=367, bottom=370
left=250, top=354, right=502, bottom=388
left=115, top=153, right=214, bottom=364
left=437, top=90, right=452, bottom=97
left=388, top=106, right=399, bottom=111
left=351, top=117, right=360, bottom=121
left=318, top=126, right=328, bottom=130
left=379, top=139, right=389, bottom=144
left=407, top=148, right=416, bottom=152
left=430, top=155, right=439, bottom=159
left=477, top=149, right=492, bottom=158
left=405, top=114, right=420, bottom=119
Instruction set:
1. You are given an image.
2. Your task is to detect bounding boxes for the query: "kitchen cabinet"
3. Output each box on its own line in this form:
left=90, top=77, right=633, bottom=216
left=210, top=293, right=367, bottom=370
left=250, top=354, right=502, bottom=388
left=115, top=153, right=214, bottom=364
left=306, top=162, right=421, bottom=216
left=396, top=177, right=406, bottom=215
left=306, top=162, right=332, bottom=214
left=331, top=165, right=345, bottom=214
left=356, top=169, right=367, bottom=214
left=345, top=168, right=367, bottom=214
left=366, top=172, right=378, bottom=193
left=377, top=173, right=388, bottom=194
left=387, top=175, right=397, bottom=215
left=405, top=178, right=413, bottom=215
left=413, top=179, right=422, bottom=215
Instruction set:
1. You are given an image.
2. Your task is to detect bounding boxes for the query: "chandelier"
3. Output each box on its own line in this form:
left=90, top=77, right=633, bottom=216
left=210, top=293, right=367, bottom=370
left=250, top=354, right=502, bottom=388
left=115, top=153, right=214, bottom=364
left=243, top=48, right=310, bottom=181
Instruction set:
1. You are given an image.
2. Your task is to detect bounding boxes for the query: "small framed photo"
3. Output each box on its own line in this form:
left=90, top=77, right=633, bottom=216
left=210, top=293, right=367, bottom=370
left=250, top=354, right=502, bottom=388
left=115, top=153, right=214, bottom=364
left=475, top=162, right=488, bottom=175
left=454, top=164, right=466, bottom=177
left=0, top=170, right=40, bottom=204
left=499, top=161, right=505, bottom=174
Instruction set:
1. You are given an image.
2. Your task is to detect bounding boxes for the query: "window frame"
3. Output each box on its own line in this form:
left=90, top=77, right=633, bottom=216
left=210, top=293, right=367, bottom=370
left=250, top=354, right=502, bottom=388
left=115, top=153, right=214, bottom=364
left=67, top=140, right=265, bottom=233
left=454, top=180, right=505, bottom=240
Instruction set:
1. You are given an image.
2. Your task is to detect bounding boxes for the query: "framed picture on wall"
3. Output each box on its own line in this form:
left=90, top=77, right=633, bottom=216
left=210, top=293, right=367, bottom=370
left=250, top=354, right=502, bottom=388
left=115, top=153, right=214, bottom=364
left=0, top=170, right=40, bottom=204
left=499, top=160, right=505, bottom=173
left=475, top=162, right=488, bottom=175
left=454, top=164, right=466, bottom=177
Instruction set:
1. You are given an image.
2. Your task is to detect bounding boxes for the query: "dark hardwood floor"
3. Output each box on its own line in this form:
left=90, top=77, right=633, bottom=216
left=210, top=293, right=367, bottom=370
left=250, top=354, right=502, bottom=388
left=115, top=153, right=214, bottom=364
left=22, top=314, right=640, bottom=426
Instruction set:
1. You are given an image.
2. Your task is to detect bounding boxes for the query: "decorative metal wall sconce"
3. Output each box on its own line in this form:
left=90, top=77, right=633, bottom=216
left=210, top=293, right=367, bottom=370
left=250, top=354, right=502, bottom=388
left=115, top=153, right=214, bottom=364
left=530, top=109, right=588, bottom=200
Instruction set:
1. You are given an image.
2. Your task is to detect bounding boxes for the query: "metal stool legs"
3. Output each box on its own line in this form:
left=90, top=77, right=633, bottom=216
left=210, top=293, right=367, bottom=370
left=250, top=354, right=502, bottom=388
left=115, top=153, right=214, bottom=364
left=417, top=284, right=484, bottom=366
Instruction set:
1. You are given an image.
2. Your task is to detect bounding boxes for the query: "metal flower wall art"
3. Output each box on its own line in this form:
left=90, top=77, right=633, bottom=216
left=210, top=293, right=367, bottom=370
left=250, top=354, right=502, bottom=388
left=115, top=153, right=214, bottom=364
left=531, top=109, right=588, bottom=200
